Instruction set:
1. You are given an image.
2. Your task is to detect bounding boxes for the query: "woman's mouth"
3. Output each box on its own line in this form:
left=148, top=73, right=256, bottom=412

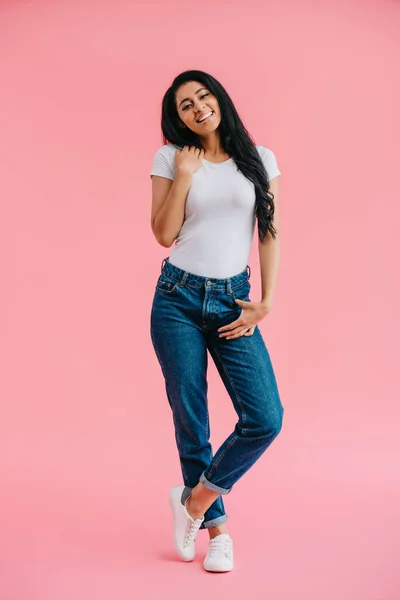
left=196, top=110, right=214, bottom=124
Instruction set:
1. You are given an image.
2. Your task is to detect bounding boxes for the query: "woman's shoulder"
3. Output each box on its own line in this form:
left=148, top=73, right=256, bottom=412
left=255, top=145, right=277, bottom=159
left=255, top=145, right=281, bottom=179
left=150, top=144, right=181, bottom=180
left=153, top=143, right=181, bottom=158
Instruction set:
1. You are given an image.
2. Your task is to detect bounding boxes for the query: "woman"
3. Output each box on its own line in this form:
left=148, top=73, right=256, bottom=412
left=150, top=70, right=284, bottom=573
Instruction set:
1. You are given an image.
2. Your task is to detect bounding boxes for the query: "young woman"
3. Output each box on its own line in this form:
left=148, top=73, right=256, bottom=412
left=150, top=70, right=284, bottom=573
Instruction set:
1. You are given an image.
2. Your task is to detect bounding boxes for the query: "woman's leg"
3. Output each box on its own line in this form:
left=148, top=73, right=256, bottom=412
left=150, top=275, right=228, bottom=530
left=188, top=317, right=284, bottom=514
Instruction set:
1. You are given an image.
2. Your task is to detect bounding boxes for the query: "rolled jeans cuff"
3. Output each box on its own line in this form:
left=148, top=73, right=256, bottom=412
left=200, top=471, right=232, bottom=495
left=203, top=514, right=228, bottom=528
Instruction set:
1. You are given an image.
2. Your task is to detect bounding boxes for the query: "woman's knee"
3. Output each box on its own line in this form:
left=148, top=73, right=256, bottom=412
left=246, top=403, right=284, bottom=439
left=272, top=407, right=284, bottom=438
left=263, top=414, right=283, bottom=440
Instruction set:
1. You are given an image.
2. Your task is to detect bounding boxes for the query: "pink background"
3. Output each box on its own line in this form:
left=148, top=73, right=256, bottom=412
left=1, top=0, right=399, bottom=598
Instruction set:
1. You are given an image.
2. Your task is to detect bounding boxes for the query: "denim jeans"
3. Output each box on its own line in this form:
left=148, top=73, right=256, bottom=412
left=150, top=257, right=284, bottom=529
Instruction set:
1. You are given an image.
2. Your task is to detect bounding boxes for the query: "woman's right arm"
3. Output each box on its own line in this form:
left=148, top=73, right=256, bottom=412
left=151, top=146, right=205, bottom=247
left=151, top=170, right=193, bottom=248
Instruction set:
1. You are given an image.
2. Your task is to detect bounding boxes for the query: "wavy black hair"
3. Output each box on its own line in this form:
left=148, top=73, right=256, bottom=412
left=158, top=69, right=278, bottom=242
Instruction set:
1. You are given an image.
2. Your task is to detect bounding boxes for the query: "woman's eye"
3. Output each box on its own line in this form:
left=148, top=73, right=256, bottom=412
left=182, top=93, right=209, bottom=111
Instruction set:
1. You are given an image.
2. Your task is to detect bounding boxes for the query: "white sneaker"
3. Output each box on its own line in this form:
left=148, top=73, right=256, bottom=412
left=169, top=486, right=204, bottom=562
left=203, top=533, right=234, bottom=572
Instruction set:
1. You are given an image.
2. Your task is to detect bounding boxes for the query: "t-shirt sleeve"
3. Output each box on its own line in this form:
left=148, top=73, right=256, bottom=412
left=150, top=146, right=175, bottom=180
left=257, top=146, right=281, bottom=180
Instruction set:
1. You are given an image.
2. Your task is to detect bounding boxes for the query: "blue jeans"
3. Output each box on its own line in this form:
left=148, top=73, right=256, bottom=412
left=150, top=258, right=284, bottom=529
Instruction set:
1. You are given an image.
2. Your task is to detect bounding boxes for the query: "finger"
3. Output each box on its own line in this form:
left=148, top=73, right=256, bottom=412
left=221, top=325, right=250, bottom=339
left=219, top=323, right=244, bottom=337
left=218, top=319, right=243, bottom=333
left=243, top=326, right=256, bottom=336
left=225, top=327, right=253, bottom=340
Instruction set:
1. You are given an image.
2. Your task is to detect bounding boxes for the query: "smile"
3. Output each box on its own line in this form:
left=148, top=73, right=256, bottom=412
left=196, top=111, right=214, bottom=124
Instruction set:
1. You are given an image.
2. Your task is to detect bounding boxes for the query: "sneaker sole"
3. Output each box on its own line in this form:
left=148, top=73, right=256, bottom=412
left=204, top=562, right=234, bottom=572
left=169, top=486, right=194, bottom=562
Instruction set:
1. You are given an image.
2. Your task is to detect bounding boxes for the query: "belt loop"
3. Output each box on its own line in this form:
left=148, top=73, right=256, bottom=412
left=179, top=271, right=188, bottom=287
left=161, top=257, right=167, bottom=272
left=226, top=277, right=231, bottom=295
left=247, top=265, right=251, bottom=280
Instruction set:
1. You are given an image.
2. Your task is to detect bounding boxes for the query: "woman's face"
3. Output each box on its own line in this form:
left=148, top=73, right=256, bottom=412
left=175, top=81, right=221, bottom=135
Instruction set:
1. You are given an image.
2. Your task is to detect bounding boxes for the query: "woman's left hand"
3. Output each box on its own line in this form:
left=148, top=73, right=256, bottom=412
left=218, top=299, right=273, bottom=340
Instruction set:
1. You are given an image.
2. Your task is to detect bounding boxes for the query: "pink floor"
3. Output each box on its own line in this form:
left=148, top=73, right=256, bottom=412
left=1, top=432, right=398, bottom=599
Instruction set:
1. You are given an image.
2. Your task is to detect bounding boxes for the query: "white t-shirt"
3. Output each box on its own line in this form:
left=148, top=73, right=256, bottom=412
left=150, top=143, right=281, bottom=278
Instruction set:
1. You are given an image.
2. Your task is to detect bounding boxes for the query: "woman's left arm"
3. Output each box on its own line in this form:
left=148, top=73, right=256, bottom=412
left=217, top=176, right=281, bottom=339
left=258, top=176, right=281, bottom=312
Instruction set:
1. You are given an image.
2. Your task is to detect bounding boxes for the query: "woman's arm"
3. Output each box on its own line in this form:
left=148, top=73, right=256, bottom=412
left=151, top=170, right=193, bottom=247
left=217, top=176, right=281, bottom=339
left=258, top=176, right=281, bottom=309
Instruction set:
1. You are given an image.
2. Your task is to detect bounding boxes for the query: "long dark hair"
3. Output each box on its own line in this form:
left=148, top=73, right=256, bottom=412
left=159, top=69, right=277, bottom=242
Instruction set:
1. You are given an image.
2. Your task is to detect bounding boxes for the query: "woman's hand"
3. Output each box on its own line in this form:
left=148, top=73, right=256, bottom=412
left=174, top=146, right=205, bottom=176
left=217, top=298, right=273, bottom=340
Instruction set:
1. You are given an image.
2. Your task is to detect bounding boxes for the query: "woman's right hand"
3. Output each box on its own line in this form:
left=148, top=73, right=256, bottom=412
left=174, top=146, right=205, bottom=175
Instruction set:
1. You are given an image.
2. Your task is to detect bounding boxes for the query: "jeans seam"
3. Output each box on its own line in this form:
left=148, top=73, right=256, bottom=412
left=155, top=286, right=177, bottom=296
left=207, top=435, right=238, bottom=480
left=231, top=278, right=250, bottom=292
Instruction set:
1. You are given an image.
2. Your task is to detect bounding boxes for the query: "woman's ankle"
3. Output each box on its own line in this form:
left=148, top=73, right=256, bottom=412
left=208, top=524, right=229, bottom=539
left=185, top=482, right=221, bottom=520
left=186, top=495, right=205, bottom=520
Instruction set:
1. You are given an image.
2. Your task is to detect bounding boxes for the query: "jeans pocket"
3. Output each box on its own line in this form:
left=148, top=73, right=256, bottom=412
left=155, top=273, right=178, bottom=295
left=230, top=279, right=251, bottom=307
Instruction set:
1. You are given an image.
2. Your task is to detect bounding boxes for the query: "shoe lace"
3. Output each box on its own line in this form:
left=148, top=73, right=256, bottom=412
left=183, top=520, right=201, bottom=548
left=208, top=537, right=231, bottom=558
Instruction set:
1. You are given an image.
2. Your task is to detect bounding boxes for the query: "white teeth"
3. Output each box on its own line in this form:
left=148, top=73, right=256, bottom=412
left=197, top=111, right=213, bottom=123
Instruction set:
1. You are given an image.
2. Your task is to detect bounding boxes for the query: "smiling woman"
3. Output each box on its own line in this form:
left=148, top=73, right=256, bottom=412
left=149, top=69, right=284, bottom=574
left=158, top=73, right=278, bottom=243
